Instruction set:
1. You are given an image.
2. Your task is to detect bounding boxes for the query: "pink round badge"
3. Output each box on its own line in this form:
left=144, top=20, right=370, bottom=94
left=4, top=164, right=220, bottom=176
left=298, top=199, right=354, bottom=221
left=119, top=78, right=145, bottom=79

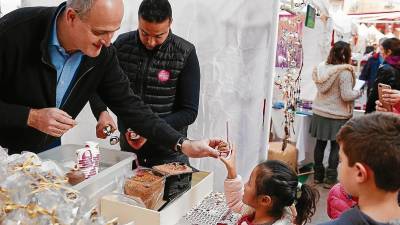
left=158, top=70, right=170, bottom=82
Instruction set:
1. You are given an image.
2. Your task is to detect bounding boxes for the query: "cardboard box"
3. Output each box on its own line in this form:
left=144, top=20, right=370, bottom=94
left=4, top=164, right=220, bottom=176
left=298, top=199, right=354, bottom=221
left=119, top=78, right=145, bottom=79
left=101, top=171, right=213, bottom=225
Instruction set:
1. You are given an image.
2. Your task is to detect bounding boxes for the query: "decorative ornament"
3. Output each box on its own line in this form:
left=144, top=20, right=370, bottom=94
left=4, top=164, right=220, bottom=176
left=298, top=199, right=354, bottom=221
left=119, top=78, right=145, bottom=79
left=275, top=14, right=304, bottom=151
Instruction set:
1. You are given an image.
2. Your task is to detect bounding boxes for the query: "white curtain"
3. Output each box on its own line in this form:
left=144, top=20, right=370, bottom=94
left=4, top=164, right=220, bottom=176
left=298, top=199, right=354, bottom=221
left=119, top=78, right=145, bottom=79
left=14, top=0, right=280, bottom=191
left=20, top=0, right=64, bottom=7
left=0, top=0, right=21, bottom=16
left=300, top=17, right=332, bottom=101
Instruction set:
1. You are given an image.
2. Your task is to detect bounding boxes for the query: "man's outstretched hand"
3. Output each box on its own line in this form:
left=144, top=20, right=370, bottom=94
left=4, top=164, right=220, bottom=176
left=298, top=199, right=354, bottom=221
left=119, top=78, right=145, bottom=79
left=181, top=138, right=224, bottom=158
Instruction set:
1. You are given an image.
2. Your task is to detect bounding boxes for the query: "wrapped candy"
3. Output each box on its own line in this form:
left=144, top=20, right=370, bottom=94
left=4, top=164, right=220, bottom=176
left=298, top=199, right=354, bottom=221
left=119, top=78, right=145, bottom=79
left=77, top=208, right=121, bottom=225
left=0, top=151, right=86, bottom=224
left=0, top=148, right=117, bottom=225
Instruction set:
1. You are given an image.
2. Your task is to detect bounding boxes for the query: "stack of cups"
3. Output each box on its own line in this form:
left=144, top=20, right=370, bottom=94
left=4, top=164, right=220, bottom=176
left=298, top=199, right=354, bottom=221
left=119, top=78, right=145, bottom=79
left=75, top=141, right=100, bottom=179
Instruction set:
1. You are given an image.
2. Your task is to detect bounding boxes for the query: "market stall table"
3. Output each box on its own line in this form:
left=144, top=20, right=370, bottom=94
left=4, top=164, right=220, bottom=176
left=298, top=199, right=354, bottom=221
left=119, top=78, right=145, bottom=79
left=37, top=145, right=232, bottom=225
left=270, top=108, right=364, bottom=166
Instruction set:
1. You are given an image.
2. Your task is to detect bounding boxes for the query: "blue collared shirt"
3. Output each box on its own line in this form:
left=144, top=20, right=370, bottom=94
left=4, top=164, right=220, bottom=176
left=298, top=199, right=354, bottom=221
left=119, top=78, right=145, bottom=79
left=48, top=6, right=83, bottom=108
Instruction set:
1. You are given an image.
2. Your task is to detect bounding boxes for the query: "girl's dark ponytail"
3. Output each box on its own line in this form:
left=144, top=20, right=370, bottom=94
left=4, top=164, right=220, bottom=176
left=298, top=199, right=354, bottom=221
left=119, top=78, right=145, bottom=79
left=295, top=183, right=320, bottom=225
left=255, top=160, right=320, bottom=225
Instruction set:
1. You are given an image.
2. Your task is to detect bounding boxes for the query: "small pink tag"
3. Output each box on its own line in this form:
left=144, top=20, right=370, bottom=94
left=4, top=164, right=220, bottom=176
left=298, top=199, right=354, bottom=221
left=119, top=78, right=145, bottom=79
left=158, top=70, right=170, bottom=82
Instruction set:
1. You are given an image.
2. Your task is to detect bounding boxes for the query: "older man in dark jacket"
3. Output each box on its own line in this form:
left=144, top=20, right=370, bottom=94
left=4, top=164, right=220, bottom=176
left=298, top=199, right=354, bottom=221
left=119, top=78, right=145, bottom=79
left=0, top=0, right=220, bottom=158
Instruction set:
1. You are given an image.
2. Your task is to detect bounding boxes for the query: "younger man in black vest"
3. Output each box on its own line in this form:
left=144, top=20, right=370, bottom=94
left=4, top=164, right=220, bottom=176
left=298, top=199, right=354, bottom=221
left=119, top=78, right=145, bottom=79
left=90, top=0, right=200, bottom=168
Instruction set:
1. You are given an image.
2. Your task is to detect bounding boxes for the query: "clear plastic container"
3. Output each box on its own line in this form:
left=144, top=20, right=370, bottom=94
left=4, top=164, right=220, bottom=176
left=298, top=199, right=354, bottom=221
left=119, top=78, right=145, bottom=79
left=124, top=168, right=166, bottom=210
left=38, top=144, right=136, bottom=209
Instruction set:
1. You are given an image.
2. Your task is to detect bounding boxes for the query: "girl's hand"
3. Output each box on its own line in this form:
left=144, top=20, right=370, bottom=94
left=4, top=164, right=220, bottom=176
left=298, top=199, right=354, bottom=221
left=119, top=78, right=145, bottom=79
left=220, top=144, right=237, bottom=179
left=382, top=89, right=400, bottom=106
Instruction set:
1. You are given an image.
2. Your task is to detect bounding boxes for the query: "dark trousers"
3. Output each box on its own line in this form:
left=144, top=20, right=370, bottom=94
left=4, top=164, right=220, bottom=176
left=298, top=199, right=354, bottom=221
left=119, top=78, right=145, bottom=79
left=314, top=139, right=339, bottom=183
left=314, top=139, right=339, bottom=170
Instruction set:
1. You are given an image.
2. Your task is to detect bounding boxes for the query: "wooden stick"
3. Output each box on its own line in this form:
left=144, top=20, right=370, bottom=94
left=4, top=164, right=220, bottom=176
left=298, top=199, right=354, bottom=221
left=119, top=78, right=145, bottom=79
left=297, top=171, right=314, bottom=176
left=226, top=121, right=232, bottom=150
left=226, top=121, right=229, bottom=143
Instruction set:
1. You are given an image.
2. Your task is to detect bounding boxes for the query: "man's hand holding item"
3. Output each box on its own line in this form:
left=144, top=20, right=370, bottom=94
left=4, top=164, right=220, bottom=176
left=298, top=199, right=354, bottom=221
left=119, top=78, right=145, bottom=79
left=125, top=129, right=147, bottom=150
left=27, top=108, right=76, bottom=137
left=95, top=111, right=117, bottom=139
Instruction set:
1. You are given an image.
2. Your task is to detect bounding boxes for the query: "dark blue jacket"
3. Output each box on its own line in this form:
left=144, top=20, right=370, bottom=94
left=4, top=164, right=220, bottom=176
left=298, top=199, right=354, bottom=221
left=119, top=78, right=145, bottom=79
left=360, top=53, right=384, bottom=89
left=319, top=207, right=400, bottom=225
left=365, top=62, right=400, bottom=113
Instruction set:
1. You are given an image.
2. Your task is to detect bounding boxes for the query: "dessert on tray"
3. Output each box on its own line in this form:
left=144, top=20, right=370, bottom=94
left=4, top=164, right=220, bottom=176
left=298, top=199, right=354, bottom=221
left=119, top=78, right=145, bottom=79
left=153, top=162, right=193, bottom=176
left=66, top=165, right=86, bottom=185
left=124, top=169, right=166, bottom=209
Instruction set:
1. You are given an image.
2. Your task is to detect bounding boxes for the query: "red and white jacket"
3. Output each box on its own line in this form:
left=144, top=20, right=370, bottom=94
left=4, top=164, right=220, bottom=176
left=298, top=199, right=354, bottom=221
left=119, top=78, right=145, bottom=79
left=224, top=176, right=294, bottom=225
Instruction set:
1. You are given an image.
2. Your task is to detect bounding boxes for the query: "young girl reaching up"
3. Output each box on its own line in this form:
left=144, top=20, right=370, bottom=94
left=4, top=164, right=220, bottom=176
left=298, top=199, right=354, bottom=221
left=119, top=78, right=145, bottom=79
left=220, top=149, right=319, bottom=225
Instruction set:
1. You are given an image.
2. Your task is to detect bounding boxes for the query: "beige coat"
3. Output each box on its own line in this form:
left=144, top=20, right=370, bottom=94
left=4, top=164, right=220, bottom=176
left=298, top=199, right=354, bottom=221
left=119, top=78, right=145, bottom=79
left=312, top=62, right=361, bottom=120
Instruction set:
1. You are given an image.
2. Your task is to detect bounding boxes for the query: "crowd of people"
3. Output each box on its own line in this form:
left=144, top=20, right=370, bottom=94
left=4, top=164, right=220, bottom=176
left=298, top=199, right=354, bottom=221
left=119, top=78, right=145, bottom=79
left=216, top=36, right=400, bottom=224
left=308, top=37, right=400, bottom=225
left=0, top=0, right=399, bottom=224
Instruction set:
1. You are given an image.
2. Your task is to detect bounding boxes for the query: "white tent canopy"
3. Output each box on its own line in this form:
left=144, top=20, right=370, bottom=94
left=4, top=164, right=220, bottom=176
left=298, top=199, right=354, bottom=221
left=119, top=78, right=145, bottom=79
left=293, top=0, right=398, bottom=101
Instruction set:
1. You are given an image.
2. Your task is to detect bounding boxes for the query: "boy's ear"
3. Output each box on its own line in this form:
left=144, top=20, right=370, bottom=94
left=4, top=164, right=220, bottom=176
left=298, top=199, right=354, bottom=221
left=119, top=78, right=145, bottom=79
left=354, top=162, right=369, bottom=183
left=260, top=195, right=273, bottom=207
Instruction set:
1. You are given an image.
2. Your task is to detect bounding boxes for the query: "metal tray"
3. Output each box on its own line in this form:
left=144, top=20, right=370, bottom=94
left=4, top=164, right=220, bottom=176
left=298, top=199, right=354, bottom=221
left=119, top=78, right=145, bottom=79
left=38, top=144, right=136, bottom=208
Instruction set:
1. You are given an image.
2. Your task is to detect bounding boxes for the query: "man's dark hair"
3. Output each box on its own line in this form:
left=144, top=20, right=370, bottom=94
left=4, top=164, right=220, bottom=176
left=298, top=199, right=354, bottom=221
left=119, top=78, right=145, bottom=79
left=336, top=112, right=400, bottom=192
left=138, top=0, right=172, bottom=23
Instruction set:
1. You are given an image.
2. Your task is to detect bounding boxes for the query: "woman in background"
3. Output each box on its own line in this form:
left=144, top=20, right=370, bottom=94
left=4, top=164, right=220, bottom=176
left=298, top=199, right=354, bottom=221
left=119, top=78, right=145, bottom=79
left=310, top=41, right=362, bottom=189
left=366, top=37, right=400, bottom=113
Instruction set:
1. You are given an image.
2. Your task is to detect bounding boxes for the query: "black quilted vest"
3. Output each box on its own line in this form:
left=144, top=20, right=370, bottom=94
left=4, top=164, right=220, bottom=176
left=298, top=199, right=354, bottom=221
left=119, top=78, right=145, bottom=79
left=115, top=31, right=194, bottom=161
left=114, top=31, right=194, bottom=120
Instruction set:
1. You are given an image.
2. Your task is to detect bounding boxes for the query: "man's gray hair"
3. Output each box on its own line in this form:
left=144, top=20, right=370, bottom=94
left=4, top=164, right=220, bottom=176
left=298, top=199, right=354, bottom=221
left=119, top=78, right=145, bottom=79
left=66, top=0, right=95, bottom=18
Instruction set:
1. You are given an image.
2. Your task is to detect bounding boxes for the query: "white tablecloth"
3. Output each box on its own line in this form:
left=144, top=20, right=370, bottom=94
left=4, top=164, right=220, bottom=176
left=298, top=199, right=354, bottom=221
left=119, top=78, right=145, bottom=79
left=270, top=109, right=364, bottom=166
left=271, top=109, right=315, bottom=166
